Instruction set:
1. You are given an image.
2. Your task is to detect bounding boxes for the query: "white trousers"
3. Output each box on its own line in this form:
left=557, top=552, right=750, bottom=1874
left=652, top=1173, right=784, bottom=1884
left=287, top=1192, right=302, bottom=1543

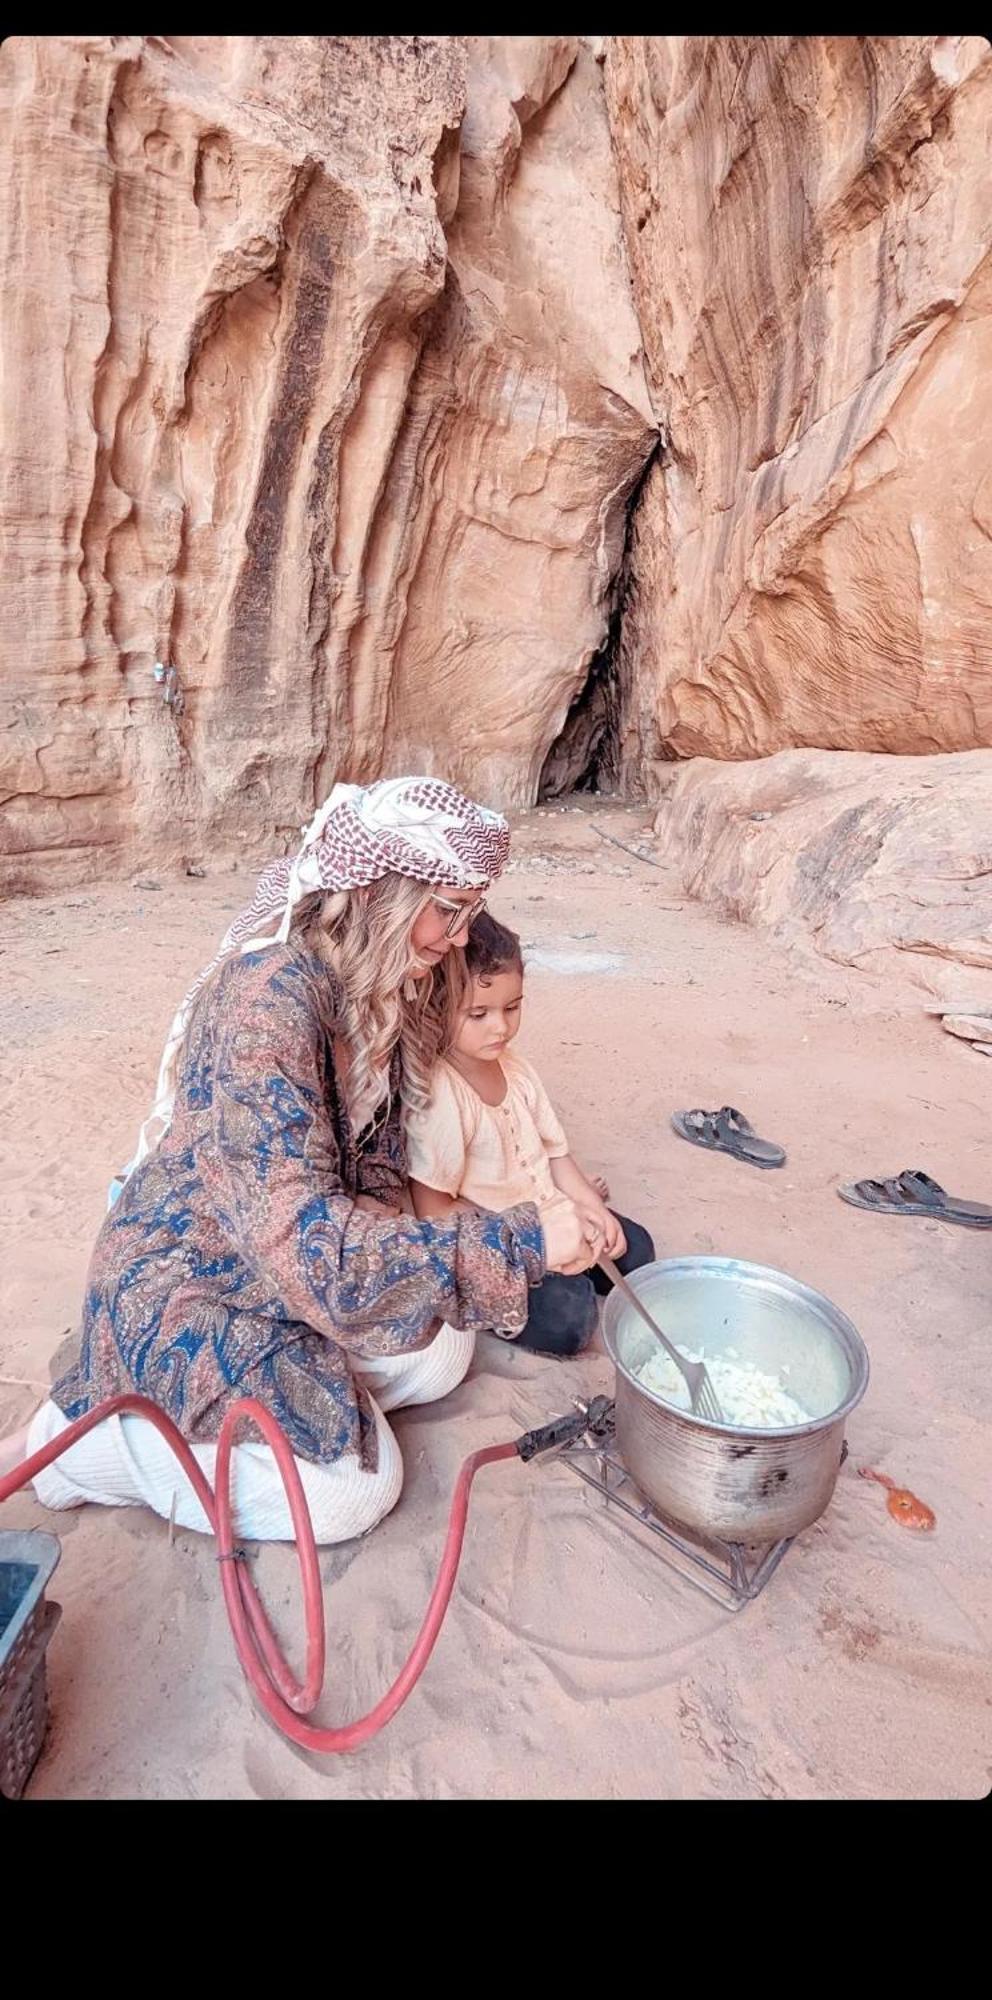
left=26, top=1324, right=475, bottom=1545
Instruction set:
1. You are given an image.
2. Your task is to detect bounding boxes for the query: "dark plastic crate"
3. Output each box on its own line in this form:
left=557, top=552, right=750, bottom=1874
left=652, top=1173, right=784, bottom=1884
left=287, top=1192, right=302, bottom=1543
left=0, top=1530, right=62, bottom=1800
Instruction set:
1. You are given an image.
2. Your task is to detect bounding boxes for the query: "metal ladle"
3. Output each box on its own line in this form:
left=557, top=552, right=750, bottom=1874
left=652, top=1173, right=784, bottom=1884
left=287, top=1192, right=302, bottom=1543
left=597, top=1255, right=726, bottom=1425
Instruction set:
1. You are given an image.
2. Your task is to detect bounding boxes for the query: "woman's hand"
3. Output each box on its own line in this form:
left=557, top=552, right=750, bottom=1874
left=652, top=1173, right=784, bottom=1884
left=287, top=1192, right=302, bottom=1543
left=574, top=1201, right=626, bottom=1263
left=597, top=1207, right=627, bottom=1261
left=542, top=1199, right=600, bottom=1276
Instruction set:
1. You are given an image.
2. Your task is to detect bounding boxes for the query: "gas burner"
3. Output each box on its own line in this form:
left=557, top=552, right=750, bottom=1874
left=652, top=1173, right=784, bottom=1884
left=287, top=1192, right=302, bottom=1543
left=548, top=1399, right=794, bottom=1612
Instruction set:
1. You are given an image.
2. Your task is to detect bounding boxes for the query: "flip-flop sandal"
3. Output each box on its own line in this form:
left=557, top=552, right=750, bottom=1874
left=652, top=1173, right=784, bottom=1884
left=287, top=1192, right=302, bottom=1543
left=838, top=1168, right=992, bottom=1230
left=670, top=1105, right=786, bottom=1170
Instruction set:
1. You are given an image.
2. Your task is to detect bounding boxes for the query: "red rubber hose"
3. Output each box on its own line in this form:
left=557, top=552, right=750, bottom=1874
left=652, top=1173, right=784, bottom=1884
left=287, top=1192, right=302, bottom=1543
left=0, top=1393, right=519, bottom=1752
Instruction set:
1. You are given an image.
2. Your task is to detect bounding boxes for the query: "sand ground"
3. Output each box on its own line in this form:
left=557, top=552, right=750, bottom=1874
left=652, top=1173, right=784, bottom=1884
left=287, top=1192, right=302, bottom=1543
left=1, top=802, right=989, bottom=1800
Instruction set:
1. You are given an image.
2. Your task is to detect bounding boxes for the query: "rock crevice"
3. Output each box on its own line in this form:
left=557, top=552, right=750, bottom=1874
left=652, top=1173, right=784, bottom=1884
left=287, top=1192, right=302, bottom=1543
left=539, top=432, right=664, bottom=799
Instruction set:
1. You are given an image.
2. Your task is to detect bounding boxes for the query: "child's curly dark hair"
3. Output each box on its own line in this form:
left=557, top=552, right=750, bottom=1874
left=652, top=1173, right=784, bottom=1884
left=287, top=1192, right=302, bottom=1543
left=465, top=911, right=524, bottom=981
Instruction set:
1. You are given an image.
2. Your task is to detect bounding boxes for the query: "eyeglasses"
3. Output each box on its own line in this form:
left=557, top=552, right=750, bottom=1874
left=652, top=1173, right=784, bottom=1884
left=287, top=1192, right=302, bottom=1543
left=428, top=892, right=487, bottom=940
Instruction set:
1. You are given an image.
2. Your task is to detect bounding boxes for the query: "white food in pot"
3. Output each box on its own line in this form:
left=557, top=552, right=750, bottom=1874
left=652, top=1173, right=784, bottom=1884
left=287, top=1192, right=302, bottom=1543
left=635, top=1345, right=811, bottom=1428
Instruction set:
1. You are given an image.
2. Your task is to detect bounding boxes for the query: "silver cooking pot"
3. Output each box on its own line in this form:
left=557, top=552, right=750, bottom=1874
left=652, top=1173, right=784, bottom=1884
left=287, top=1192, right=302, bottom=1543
left=601, top=1256, right=870, bottom=1543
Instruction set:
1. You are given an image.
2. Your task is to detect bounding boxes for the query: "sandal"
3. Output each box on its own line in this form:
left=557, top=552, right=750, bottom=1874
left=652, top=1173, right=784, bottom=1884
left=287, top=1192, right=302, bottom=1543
left=670, top=1105, right=786, bottom=1170
left=838, top=1169, right=992, bottom=1230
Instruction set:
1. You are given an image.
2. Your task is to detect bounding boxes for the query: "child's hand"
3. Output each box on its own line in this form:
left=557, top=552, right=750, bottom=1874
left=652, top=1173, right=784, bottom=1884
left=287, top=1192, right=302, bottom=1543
left=591, top=1174, right=611, bottom=1203
left=579, top=1202, right=626, bottom=1262
left=542, top=1200, right=598, bottom=1276
left=600, top=1209, right=627, bottom=1259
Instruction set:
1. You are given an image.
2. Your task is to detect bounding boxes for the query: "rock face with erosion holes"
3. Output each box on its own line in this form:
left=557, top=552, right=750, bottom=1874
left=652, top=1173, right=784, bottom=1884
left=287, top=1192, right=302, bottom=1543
left=604, top=35, right=992, bottom=783
left=4, top=33, right=992, bottom=913
left=0, top=34, right=655, bottom=891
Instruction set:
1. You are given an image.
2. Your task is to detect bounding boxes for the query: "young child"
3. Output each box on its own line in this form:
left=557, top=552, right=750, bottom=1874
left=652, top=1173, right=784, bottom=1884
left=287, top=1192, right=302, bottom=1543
left=407, top=913, right=655, bottom=1356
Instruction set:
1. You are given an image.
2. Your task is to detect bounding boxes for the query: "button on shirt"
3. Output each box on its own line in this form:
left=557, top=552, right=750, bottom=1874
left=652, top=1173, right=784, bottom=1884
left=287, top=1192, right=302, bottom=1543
left=406, top=1050, right=571, bottom=1220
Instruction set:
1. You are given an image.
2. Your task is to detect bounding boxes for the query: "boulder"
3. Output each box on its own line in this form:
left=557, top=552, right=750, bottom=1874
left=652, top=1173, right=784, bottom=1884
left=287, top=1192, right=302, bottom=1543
left=651, top=745, right=992, bottom=995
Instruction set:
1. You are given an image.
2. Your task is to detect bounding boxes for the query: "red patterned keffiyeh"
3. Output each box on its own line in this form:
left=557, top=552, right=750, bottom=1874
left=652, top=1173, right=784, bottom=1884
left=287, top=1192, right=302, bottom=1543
left=126, top=777, right=510, bottom=1176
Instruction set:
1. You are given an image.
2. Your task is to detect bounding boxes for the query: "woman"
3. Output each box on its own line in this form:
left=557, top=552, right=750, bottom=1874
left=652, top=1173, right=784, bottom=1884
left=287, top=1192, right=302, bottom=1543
left=5, top=777, right=597, bottom=1542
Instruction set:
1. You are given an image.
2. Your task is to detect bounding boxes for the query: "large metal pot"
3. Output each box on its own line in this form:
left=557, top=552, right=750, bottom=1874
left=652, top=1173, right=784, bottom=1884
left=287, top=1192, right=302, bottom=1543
left=601, top=1256, right=869, bottom=1544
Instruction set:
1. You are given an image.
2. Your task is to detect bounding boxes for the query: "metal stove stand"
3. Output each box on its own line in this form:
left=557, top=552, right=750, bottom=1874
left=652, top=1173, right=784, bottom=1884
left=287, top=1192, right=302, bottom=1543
left=552, top=1402, right=793, bottom=1613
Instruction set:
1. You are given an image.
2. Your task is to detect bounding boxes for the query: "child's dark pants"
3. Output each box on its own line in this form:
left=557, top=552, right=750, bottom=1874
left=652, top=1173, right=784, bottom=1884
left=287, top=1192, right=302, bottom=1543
left=514, top=1213, right=655, bottom=1357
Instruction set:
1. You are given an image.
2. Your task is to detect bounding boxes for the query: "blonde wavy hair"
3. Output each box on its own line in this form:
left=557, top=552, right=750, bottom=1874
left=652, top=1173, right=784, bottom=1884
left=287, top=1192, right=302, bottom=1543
left=295, top=873, right=467, bottom=1134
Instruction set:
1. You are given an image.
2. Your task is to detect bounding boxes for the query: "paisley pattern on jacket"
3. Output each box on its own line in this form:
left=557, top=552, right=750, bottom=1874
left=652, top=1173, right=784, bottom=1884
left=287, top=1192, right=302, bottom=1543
left=53, top=944, right=544, bottom=1470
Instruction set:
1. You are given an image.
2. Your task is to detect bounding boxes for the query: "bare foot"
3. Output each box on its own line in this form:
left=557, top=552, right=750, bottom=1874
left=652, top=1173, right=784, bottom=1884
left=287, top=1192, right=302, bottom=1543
left=591, top=1174, right=610, bottom=1203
